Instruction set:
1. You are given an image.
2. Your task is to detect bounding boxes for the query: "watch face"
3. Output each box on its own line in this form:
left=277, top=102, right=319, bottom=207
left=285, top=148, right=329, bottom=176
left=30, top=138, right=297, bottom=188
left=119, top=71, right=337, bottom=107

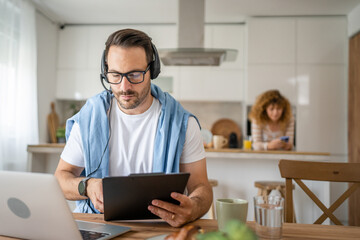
left=78, top=181, right=86, bottom=196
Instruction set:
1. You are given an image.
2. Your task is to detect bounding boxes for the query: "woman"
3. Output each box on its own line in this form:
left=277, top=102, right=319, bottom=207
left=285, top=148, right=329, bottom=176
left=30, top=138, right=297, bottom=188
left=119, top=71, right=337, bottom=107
left=249, top=90, right=294, bottom=150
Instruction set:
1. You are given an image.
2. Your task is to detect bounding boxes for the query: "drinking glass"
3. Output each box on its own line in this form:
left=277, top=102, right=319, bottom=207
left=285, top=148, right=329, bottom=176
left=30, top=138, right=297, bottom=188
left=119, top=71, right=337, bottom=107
left=254, top=195, right=284, bottom=239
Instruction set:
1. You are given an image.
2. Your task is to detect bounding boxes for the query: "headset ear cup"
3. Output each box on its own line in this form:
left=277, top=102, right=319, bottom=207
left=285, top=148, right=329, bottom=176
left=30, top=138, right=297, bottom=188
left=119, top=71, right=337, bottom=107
left=100, top=50, right=112, bottom=93
left=101, top=50, right=107, bottom=78
left=150, top=43, right=161, bottom=79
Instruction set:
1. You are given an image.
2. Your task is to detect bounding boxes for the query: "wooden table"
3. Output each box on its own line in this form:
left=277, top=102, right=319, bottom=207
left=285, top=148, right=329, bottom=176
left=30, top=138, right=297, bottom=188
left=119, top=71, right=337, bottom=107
left=73, top=213, right=360, bottom=240
left=1, top=213, right=359, bottom=239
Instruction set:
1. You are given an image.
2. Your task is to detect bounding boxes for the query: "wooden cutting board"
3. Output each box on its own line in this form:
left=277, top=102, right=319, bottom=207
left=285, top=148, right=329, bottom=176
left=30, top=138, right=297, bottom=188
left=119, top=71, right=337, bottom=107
left=211, top=118, right=242, bottom=148
left=47, top=102, right=59, bottom=143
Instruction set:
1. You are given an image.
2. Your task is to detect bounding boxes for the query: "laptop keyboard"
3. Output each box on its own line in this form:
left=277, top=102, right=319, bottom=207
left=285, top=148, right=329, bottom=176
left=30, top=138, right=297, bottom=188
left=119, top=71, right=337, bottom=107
left=80, top=229, right=110, bottom=240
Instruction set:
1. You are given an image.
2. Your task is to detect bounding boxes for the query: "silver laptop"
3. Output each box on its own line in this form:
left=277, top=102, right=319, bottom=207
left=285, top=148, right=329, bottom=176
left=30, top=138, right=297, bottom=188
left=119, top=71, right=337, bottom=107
left=0, top=171, right=130, bottom=240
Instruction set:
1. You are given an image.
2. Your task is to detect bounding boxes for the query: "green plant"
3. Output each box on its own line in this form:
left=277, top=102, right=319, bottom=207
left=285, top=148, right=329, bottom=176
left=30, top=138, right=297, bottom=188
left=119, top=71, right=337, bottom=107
left=196, top=220, right=257, bottom=240
left=70, top=103, right=80, bottom=116
left=56, top=127, right=66, bottom=138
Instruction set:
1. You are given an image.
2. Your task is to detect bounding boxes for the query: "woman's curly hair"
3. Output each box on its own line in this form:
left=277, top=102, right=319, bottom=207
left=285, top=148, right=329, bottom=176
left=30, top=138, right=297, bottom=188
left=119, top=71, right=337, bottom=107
left=249, top=90, right=292, bottom=130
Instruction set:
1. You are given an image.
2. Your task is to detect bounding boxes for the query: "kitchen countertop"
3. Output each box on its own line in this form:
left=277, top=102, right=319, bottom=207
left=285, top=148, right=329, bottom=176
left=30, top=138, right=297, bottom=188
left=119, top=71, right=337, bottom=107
left=205, top=148, right=332, bottom=162
left=27, top=144, right=330, bottom=158
left=205, top=148, right=329, bottom=155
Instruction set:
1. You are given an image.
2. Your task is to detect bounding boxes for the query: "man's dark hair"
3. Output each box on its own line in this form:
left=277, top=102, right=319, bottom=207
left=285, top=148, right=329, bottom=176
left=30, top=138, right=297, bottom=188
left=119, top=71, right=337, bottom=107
left=105, top=28, right=154, bottom=64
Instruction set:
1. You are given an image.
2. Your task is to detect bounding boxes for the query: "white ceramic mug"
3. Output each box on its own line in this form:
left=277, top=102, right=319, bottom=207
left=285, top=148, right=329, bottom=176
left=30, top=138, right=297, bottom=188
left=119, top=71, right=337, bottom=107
left=213, top=135, right=228, bottom=149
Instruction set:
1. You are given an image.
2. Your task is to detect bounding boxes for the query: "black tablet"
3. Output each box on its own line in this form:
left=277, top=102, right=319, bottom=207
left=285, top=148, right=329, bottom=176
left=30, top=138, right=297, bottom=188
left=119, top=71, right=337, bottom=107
left=102, top=172, right=190, bottom=221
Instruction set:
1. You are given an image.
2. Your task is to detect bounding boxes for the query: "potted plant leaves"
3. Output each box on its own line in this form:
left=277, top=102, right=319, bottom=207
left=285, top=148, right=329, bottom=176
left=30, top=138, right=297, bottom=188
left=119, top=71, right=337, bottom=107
left=196, top=220, right=257, bottom=240
left=56, top=127, right=66, bottom=143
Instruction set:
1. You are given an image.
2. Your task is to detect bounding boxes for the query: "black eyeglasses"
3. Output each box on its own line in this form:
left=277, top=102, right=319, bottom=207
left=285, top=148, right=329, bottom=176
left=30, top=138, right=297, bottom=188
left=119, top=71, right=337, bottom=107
left=106, top=64, right=151, bottom=84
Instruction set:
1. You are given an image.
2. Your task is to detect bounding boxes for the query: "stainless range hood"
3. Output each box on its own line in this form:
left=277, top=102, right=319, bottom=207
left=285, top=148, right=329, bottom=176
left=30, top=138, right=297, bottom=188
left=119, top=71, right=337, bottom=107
left=159, top=0, right=237, bottom=66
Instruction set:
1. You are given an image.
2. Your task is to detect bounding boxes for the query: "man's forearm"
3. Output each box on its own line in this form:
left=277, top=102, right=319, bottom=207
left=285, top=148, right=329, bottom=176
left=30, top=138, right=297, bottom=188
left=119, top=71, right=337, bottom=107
left=188, top=183, right=213, bottom=221
left=55, top=170, right=86, bottom=200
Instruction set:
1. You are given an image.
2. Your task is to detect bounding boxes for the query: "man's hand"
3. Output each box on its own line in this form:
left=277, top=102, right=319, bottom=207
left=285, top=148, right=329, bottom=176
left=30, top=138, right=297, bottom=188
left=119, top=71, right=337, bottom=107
left=148, top=192, right=197, bottom=227
left=86, top=178, right=104, bottom=213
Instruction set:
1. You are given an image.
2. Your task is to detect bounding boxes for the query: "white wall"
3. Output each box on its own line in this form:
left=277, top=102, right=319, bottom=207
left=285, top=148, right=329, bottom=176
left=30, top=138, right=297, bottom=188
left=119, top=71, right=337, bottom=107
left=36, top=12, right=59, bottom=143
left=348, top=3, right=360, bottom=37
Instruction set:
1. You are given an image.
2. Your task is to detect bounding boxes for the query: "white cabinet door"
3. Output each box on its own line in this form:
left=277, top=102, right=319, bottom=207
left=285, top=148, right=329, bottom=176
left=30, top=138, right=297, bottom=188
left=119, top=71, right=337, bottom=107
left=295, top=65, right=347, bottom=154
left=179, top=67, right=243, bottom=101
left=56, top=24, right=245, bottom=101
left=152, top=66, right=180, bottom=99
left=211, top=24, right=246, bottom=69
left=247, top=65, right=296, bottom=104
left=148, top=25, right=178, bottom=48
left=57, top=26, right=90, bottom=69
left=178, top=24, right=245, bottom=101
left=248, top=18, right=296, bottom=64
left=247, top=18, right=297, bottom=104
left=88, top=26, right=123, bottom=69
left=247, top=16, right=347, bottom=155
left=56, top=70, right=102, bottom=100
left=148, top=25, right=179, bottom=98
left=297, top=17, right=347, bottom=64
left=56, top=25, right=155, bottom=100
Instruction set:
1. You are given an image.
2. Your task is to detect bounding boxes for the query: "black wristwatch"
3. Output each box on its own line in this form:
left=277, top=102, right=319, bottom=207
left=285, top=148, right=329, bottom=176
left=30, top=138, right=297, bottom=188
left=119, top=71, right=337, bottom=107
left=78, top=177, right=92, bottom=197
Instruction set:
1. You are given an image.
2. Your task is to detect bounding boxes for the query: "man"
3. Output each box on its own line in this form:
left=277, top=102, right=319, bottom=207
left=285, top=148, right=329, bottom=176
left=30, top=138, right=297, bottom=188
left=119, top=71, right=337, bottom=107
left=54, top=29, right=212, bottom=227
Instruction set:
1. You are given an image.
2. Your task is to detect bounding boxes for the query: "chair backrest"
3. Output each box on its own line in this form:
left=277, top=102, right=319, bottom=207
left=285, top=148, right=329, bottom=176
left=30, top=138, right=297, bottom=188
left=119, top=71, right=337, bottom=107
left=278, top=159, right=360, bottom=225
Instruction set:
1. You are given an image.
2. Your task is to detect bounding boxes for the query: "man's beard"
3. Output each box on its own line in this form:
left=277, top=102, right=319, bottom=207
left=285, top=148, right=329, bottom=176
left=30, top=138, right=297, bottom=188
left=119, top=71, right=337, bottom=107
left=116, top=82, right=151, bottom=110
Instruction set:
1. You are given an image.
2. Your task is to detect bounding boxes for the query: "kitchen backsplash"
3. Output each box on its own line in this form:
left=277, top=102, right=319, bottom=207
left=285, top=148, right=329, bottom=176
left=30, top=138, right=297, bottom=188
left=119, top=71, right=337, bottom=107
left=56, top=100, right=244, bottom=138
left=57, top=100, right=86, bottom=126
left=180, top=101, right=244, bottom=136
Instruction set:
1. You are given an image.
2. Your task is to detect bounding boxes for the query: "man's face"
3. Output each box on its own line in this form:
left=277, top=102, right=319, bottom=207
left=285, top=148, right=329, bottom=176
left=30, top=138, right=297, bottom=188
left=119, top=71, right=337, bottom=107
left=107, top=45, right=151, bottom=114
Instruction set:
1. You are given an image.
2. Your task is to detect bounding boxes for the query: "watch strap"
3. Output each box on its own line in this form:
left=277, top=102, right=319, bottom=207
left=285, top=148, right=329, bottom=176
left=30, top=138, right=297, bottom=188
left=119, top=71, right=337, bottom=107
left=79, top=177, right=91, bottom=197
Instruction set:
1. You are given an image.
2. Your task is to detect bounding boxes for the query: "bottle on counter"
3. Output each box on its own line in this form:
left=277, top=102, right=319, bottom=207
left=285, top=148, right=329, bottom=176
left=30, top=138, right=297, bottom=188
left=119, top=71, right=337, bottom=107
left=243, top=136, right=252, bottom=150
left=229, top=132, right=238, bottom=148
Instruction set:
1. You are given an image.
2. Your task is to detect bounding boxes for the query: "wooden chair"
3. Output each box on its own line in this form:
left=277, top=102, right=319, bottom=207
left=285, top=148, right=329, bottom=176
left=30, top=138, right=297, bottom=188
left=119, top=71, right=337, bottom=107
left=278, top=159, right=360, bottom=225
left=255, top=181, right=287, bottom=198
left=254, top=180, right=296, bottom=222
left=208, top=179, right=218, bottom=219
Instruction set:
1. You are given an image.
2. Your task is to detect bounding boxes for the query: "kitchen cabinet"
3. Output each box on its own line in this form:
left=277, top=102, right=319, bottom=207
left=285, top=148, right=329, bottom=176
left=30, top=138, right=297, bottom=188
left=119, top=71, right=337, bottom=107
left=56, top=69, right=102, bottom=100
left=297, top=17, right=347, bottom=64
left=56, top=25, right=173, bottom=100
left=209, top=24, right=246, bottom=70
left=177, top=24, right=245, bottom=101
left=179, top=67, right=244, bottom=101
left=247, top=65, right=296, bottom=104
left=57, top=26, right=90, bottom=70
left=247, top=16, right=347, bottom=156
left=248, top=18, right=296, bottom=64
left=296, top=65, right=347, bottom=155
left=247, top=18, right=296, bottom=103
left=56, top=24, right=245, bottom=101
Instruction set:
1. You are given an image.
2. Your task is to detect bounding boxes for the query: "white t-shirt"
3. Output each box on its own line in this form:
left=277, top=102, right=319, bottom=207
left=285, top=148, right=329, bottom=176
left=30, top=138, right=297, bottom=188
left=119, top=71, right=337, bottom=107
left=61, top=98, right=205, bottom=176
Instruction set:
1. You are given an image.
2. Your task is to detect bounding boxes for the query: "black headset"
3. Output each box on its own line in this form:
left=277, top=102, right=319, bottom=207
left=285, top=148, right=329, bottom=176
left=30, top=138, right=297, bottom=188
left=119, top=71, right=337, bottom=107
left=100, top=43, right=161, bottom=93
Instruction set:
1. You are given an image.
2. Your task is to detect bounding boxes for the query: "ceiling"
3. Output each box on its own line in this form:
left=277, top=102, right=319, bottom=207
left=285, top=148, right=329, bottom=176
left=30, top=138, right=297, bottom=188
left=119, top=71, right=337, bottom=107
left=32, top=0, right=360, bottom=25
